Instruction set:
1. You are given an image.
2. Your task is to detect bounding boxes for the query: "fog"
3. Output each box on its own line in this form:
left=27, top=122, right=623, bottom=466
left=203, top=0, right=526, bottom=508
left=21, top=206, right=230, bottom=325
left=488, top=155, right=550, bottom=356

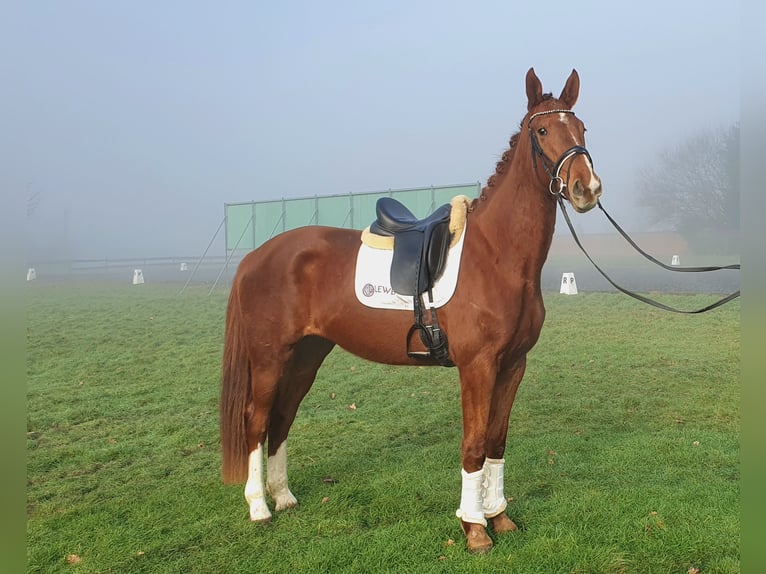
left=7, top=2, right=740, bottom=267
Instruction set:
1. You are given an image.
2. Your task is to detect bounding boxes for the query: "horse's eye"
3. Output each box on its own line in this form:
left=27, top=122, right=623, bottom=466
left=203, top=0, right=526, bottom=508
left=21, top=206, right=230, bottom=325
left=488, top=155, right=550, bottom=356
left=537, top=127, right=547, bottom=136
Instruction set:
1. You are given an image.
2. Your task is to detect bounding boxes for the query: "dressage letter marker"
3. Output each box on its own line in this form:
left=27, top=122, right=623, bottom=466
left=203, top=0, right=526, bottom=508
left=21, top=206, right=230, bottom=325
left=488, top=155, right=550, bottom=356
left=27, top=268, right=36, bottom=281
left=132, top=269, right=145, bottom=285
left=671, top=255, right=680, bottom=266
left=560, top=272, right=577, bottom=295
left=180, top=262, right=188, bottom=271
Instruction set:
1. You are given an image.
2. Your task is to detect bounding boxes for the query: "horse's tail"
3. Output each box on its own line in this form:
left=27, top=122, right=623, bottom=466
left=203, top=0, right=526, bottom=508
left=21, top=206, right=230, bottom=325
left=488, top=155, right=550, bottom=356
left=220, top=283, right=250, bottom=484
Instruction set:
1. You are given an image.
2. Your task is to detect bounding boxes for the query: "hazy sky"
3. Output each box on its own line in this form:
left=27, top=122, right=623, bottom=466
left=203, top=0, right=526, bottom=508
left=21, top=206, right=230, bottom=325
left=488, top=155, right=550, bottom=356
left=6, top=1, right=740, bottom=259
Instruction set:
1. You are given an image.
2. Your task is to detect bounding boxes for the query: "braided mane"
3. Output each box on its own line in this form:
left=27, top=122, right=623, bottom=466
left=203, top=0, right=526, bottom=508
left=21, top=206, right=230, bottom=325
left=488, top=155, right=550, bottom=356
left=477, top=92, right=554, bottom=203
left=482, top=132, right=520, bottom=195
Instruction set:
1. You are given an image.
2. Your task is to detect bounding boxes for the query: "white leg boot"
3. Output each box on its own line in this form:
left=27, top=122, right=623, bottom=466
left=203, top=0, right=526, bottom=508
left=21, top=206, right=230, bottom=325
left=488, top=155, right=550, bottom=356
left=455, top=468, right=488, bottom=526
left=482, top=457, right=508, bottom=518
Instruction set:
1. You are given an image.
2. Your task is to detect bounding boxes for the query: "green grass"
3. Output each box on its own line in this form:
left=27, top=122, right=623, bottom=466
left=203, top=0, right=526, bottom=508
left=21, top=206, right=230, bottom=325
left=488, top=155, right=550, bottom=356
left=27, top=284, right=739, bottom=573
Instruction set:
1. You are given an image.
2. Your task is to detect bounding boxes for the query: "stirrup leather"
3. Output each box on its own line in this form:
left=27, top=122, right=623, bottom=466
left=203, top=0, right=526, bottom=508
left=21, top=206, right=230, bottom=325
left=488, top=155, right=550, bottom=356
left=406, top=289, right=455, bottom=367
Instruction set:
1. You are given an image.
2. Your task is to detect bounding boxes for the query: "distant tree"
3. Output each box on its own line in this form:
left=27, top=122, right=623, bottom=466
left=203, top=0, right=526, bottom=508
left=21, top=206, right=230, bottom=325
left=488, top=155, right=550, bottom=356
left=638, top=124, right=739, bottom=251
left=27, top=190, right=41, bottom=218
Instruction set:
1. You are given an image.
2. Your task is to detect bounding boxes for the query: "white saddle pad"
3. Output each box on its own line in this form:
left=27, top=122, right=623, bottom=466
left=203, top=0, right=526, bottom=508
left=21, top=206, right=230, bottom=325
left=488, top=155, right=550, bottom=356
left=354, top=225, right=467, bottom=310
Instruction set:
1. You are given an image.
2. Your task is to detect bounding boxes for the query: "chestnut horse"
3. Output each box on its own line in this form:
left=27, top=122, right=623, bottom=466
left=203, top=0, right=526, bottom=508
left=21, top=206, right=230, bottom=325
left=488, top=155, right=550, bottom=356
left=220, top=68, right=602, bottom=552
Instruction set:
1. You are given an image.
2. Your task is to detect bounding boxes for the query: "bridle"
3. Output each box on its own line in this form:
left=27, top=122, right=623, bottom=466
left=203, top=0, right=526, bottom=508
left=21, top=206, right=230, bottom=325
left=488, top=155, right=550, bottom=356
left=527, top=109, right=593, bottom=197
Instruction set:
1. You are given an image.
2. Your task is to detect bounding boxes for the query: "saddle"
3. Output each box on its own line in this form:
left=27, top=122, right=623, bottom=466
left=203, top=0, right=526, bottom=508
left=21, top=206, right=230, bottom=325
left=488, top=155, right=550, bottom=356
left=369, top=198, right=453, bottom=296
left=366, top=197, right=459, bottom=367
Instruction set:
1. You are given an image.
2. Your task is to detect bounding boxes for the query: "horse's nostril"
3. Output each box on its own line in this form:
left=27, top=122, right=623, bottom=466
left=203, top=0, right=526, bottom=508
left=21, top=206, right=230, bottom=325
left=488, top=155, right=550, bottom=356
left=572, top=180, right=584, bottom=198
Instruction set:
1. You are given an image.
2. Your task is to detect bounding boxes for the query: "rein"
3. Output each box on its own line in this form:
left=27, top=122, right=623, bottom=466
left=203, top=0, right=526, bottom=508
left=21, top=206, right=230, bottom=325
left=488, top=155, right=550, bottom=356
left=556, top=195, right=740, bottom=314
left=596, top=201, right=740, bottom=272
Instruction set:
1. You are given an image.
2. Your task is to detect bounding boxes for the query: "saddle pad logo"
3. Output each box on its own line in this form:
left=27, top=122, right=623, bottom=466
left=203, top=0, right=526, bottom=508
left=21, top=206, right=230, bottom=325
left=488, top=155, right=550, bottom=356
left=362, top=283, right=375, bottom=297
left=354, top=226, right=467, bottom=311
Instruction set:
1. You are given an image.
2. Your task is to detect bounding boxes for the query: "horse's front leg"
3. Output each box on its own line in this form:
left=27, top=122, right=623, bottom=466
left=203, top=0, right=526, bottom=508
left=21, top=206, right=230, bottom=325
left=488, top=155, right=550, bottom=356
left=483, top=356, right=526, bottom=534
left=456, top=359, right=496, bottom=553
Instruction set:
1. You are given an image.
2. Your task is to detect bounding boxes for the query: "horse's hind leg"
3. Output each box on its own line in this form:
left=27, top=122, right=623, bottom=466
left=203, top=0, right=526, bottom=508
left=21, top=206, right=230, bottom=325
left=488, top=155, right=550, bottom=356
left=244, top=359, right=285, bottom=523
left=267, top=336, right=335, bottom=512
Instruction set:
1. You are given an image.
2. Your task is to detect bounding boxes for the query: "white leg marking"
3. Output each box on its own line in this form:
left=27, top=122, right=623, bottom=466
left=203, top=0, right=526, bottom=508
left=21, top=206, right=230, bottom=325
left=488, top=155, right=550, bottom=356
left=266, top=441, right=298, bottom=511
left=455, top=468, right=488, bottom=526
left=482, top=457, right=508, bottom=518
left=244, top=444, right=272, bottom=522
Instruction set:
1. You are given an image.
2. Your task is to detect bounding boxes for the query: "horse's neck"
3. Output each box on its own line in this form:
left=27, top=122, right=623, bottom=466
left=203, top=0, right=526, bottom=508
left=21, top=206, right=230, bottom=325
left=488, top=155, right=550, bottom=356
left=470, top=156, right=557, bottom=280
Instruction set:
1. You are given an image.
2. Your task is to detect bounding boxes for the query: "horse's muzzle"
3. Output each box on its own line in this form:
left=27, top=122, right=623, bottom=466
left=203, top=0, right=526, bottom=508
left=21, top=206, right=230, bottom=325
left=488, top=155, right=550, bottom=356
left=569, top=177, right=602, bottom=213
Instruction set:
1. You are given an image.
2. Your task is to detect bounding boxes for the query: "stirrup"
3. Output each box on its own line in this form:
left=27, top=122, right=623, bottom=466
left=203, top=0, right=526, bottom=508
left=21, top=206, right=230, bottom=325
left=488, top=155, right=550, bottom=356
left=406, top=302, right=455, bottom=367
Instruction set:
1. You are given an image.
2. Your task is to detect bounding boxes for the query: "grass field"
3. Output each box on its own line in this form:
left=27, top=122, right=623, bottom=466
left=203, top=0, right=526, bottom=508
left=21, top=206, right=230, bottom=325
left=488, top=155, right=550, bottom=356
left=26, top=283, right=739, bottom=573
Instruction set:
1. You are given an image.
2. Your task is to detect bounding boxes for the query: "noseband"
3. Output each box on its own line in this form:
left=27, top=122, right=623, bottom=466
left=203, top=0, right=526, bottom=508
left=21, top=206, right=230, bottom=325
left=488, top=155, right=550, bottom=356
left=528, top=109, right=593, bottom=196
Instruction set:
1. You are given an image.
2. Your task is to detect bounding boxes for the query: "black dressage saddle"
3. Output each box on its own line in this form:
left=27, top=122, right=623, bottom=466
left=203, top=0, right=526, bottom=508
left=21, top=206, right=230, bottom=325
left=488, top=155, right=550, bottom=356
left=369, top=197, right=452, bottom=297
left=368, top=197, right=455, bottom=366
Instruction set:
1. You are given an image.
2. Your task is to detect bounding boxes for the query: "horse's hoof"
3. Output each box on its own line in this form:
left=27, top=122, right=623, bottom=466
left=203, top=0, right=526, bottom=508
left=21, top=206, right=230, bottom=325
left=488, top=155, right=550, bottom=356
left=248, top=502, right=273, bottom=523
left=275, top=499, right=298, bottom=512
left=461, top=520, right=493, bottom=553
left=273, top=492, right=299, bottom=511
left=250, top=515, right=272, bottom=524
left=489, top=513, right=518, bottom=533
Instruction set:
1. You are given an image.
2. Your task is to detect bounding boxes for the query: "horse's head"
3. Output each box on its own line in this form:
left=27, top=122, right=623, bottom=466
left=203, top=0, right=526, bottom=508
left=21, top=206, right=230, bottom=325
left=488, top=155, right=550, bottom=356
left=525, top=67, right=602, bottom=213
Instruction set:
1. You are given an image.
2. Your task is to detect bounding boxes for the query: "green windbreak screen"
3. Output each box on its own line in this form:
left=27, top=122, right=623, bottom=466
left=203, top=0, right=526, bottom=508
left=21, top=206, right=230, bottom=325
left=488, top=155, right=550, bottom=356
left=317, top=195, right=353, bottom=228
left=255, top=202, right=283, bottom=247
left=351, top=194, right=379, bottom=229
left=225, top=182, right=479, bottom=251
left=225, top=203, right=255, bottom=251
left=284, top=197, right=317, bottom=230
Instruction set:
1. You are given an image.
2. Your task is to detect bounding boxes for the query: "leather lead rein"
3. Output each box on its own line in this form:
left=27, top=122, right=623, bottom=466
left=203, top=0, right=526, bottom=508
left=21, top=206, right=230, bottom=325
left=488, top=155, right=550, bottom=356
left=556, top=195, right=740, bottom=314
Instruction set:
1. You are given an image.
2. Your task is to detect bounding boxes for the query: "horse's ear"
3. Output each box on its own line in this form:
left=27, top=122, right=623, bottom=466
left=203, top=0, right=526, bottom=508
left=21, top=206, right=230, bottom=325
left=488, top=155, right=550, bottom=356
left=559, top=69, right=580, bottom=108
left=526, top=67, right=544, bottom=111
